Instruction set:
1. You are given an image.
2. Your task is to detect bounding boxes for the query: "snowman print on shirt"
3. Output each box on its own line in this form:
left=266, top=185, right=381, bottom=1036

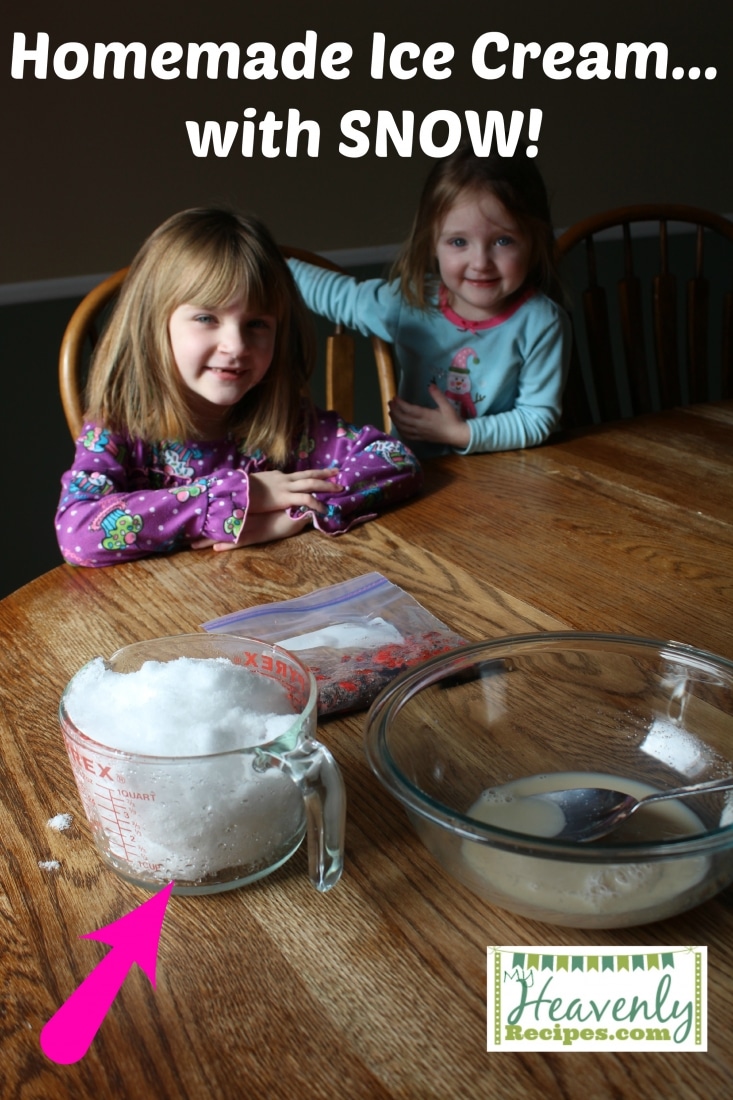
left=443, top=347, right=480, bottom=419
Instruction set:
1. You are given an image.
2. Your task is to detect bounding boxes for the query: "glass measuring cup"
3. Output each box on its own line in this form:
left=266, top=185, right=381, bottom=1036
left=58, top=634, right=345, bottom=895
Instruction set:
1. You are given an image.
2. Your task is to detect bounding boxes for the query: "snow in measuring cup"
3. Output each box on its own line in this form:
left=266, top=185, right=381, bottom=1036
left=59, top=636, right=345, bottom=894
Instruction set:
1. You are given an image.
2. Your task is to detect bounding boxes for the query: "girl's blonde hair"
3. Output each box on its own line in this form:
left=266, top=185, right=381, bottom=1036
left=391, top=142, right=563, bottom=309
left=85, top=207, right=315, bottom=464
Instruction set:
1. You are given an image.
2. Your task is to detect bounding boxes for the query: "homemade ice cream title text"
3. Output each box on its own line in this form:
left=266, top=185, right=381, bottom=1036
left=11, top=31, right=718, bottom=159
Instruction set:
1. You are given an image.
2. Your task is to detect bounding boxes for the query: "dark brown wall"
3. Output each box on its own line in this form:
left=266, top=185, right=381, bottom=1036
left=4, top=0, right=732, bottom=284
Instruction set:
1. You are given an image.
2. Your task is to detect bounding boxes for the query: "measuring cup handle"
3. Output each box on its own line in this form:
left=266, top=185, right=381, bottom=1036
left=275, top=739, right=346, bottom=892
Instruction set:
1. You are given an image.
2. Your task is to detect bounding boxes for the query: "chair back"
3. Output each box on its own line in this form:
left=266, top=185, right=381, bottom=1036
left=557, top=204, right=733, bottom=426
left=59, top=267, right=127, bottom=440
left=58, top=248, right=397, bottom=440
left=280, top=246, right=356, bottom=424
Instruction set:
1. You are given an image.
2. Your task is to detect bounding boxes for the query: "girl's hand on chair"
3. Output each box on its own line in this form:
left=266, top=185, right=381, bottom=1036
left=248, top=468, right=339, bottom=514
left=389, top=386, right=470, bottom=449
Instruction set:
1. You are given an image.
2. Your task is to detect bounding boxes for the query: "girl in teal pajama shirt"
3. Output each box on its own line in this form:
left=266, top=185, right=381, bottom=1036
left=290, top=143, right=570, bottom=460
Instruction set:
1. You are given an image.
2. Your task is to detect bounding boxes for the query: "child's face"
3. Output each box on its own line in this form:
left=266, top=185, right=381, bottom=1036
left=435, top=189, right=531, bottom=322
left=168, top=295, right=277, bottom=429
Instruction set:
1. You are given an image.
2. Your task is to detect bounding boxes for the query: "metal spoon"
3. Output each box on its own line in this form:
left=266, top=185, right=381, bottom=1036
left=534, top=776, right=733, bottom=843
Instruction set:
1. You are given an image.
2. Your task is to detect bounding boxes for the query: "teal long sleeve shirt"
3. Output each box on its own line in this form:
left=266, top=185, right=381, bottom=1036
left=289, top=258, right=571, bottom=458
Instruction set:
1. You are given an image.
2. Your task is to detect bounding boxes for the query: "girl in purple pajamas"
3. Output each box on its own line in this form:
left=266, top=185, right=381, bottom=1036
left=56, top=208, right=422, bottom=567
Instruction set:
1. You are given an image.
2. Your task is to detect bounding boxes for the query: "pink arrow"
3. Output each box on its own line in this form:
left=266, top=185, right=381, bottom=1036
left=40, top=882, right=174, bottom=1064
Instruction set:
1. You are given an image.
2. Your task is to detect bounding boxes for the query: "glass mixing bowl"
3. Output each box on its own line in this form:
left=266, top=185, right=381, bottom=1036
left=364, top=633, right=733, bottom=928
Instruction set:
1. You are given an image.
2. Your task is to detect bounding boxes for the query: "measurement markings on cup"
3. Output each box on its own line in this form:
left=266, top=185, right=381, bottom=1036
left=94, top=785, right=145, bottom=861
left=96, top=792, right=137, bottom=858
left=65, top=739, right=162, bottom=868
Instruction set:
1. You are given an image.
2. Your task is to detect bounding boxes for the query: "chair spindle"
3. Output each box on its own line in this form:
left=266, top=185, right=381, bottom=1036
left=653, top=220, right=681, bottom=408
left=618, top=223, right=652, bottom=414
left=722, top=290, right=733, bottom=398
left=685, top=223, right=709, bottom=404
left=582, top=235, right=621, bottom=421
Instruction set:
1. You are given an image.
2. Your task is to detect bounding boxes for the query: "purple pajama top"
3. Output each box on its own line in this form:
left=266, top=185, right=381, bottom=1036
left=55, top=407, right=422, bottom=567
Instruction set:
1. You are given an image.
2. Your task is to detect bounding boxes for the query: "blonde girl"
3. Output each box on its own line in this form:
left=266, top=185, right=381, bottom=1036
left=56, top=207, right=421, bottom=567
left=288, top=143, right=571, bottom=458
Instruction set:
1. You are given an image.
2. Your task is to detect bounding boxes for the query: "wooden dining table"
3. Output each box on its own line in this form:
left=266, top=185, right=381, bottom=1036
left=2, top=401, right=732, bottom=1099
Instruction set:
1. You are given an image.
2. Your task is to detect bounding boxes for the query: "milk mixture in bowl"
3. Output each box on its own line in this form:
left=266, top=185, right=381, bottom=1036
left=463, top=771, right=713, bottom=921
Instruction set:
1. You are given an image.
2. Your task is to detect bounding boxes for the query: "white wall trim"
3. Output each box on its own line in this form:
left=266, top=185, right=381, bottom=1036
left=321, top=243, right=400, bottom=268
left=2, top=215, right=731, bottom=306
left=0, top=273, right=116, bottom=306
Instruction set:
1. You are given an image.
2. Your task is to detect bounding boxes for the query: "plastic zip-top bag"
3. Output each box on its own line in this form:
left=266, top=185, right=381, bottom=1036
left=202, top=573, right=467, bottom=716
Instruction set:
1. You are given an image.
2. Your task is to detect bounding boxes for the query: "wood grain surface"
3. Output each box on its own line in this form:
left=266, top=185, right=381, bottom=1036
left=1, top=403, right=732, bottom=1099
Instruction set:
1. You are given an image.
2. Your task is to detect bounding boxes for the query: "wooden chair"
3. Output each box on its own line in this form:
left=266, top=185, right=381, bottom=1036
left=556, top=204, right=733, bottom=426
left=59, top=248, right=397, bottom=440
left=281, top=247, right=397, bottom=432
left=59, top=267, right=126, bottom=440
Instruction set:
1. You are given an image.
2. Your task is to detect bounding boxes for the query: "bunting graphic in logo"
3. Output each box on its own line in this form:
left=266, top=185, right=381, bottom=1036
left=488, top=946, right=706, bottom=1052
